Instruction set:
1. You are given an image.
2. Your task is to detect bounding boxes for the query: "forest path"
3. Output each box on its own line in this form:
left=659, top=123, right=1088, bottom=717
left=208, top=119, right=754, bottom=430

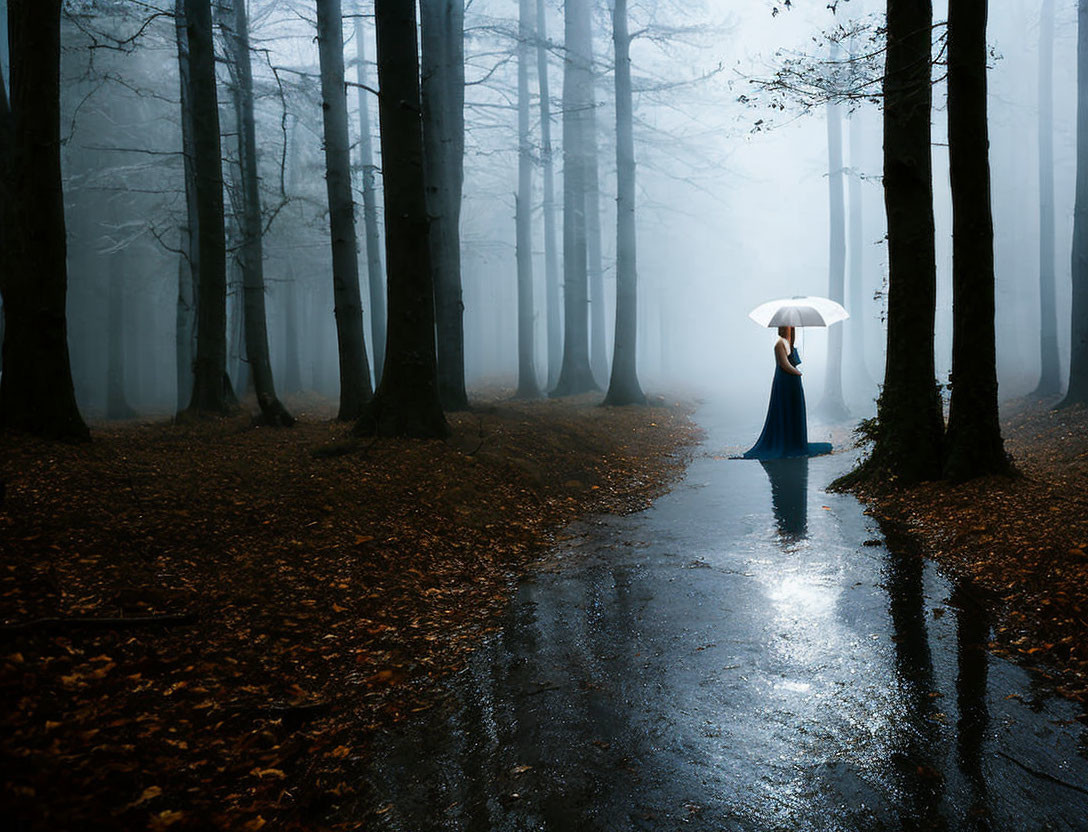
left=353, top=400, right=1088, bottom=830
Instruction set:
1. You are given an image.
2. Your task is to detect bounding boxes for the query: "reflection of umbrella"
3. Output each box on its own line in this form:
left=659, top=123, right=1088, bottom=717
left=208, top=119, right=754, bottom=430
left=748, top=296, right=849, bottom=328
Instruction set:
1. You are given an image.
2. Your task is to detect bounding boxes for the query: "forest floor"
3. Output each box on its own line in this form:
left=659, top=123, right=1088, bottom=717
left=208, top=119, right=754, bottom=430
left=852, top=398, right=1088, bottom=713
left=0, top=391, right=699, bottom=832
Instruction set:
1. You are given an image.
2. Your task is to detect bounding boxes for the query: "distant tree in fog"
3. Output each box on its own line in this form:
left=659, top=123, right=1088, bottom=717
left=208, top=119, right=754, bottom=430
left=421, top=0, right=469, bottom=411
left=818, top=41, right=850, bottom=422
left=537, top=0, right=563, bottom=391
left=355, top=0, right=448, bottom=438
left=223, top=0, right=294, bottom=426
left=316, top=0, right=373, bottom=420
left=0, top=0, right=89, bottom=438
left=552, top=0, right=599, bottom=397
left=1033, top=0, right=1061, bottom=399
left=353, top=7, right=386, bottom=385
left=943, top=0, right=1008, bottom=479
left=603, top=0, right=645, bottom=407
left=515, top=0, right=542, bottom=399
left=1062, top=0, right=1088, bottom=408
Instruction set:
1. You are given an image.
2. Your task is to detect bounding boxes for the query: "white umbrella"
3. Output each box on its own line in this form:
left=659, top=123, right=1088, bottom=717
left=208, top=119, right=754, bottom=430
left=748, top=296, right=849, bottom=328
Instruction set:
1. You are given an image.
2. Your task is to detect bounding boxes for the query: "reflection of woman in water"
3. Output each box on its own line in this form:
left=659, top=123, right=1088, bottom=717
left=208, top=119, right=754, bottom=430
left=742, top=326, right=832, bottom=459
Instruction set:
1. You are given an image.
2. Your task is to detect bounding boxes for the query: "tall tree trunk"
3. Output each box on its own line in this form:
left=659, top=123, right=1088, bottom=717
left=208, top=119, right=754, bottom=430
left=515, top=0, right=541, bottom=399
left=354, top=9, right=386, bottom=384
left=1060, top=0, right=1088, bottom=408
left=944, top=0, right=1008, bottom=479
left=536, top=0, right=562, bottom=390
left=552, top=0, right=598, bottom=396
left=316, top=0, right=372, bottom=419
left=420, top=0, right=468, bottom=411
left=283, top=258, right=302, bottom=393
left=106, top=239, right=136, bottom=420
left=225, top=0, right=293, bottom=425
left=184, top=0, right=231, bottom=414
left=839, top=0, right=943, bottom=486
left=354, top=0, right=448, bottom=438
left=820, top=68, right=850, bottom=422
left=175, top=0, right=197, bottom=413
left=586, top=88, right=607, bottom=387
left=1034, top=0, right=1061, bottom=398
left=846, top=42, right=872, bottom=402
left=0, top=0, right=89, bottom=439
left=603, top=0, right=644, bottom=407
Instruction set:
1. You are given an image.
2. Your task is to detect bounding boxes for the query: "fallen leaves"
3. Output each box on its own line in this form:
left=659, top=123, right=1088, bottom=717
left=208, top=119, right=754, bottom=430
left=856, top=398, right=1088, bottom=711
left=0, top=392, right=697, bottom=830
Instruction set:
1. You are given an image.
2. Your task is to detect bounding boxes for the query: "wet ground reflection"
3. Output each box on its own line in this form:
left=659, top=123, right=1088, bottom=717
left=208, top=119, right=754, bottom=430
left=349, top=404, right=1088, bottom=830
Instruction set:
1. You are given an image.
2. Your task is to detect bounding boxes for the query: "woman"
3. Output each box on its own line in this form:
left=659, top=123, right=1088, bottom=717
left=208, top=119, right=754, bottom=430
left=741, top=326, right=832, bottom=459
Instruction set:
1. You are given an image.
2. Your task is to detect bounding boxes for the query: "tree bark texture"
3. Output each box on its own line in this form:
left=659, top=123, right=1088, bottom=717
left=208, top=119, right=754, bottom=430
left=174, top=0, right=197, bottom=413
left=552, top=0, right=598, bottom=396
left=944, top=0, right=1008, bottom=478
left=184, top=0, right=231, bottom=414
left=1061, top=0, right=1088, bottom=407
left=225, top=0, right=293, bottom=426
left=1034, top=0, right=1061, bottom=397
left=536, top=0, right=562, bottom=390
left=354, top=9, right=386, bottom=384
left=316, top=0, right=373, bottom=420
left=863, top=0, right=944, bottom=484
left=420, top=0, right=468, bottom=411
left=354, top=0, right=448, bottom=438
left=603, top=0, right=644, bottom=406
left=515, top=0, right=541, bottom=399
left=820, top=86, right=850, bottom=421
left=0, top=0, right=89, bottom=439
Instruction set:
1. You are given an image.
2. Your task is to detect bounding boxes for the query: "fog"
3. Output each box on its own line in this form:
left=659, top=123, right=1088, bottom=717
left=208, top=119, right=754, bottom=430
left=6, top=0, right=1078, bottom=420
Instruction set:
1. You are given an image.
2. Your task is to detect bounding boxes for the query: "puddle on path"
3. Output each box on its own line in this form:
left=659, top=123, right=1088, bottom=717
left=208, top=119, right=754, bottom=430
left=349, top=402, right=1088, bottom=831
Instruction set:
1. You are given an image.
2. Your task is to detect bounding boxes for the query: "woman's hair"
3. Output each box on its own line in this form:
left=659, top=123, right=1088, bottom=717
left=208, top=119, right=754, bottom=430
left=777, top=325, right=795, bottom=346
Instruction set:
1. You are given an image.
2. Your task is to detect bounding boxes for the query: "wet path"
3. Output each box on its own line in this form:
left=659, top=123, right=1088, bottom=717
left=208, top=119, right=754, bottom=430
left=355, top=402, right=1088, bottom=831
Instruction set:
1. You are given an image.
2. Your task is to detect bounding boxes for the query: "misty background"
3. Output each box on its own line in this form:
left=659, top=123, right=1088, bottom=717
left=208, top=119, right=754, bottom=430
left=0, top=0, right=1075, bottom=419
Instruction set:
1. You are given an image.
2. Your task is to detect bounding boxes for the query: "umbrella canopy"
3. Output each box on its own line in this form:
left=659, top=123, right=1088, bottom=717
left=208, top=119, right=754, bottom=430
left=748, top=296, right=849, bottom=328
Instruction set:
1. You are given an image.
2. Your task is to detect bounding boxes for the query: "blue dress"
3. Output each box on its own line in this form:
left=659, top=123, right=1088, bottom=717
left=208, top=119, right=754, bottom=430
left=742, top=346, right=832, bottom=459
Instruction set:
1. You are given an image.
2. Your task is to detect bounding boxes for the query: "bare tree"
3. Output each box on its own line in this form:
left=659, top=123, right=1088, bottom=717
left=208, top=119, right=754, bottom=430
left=515, top=0, right=542, bottom=399
left=603, top=0, right=644, bottom=406
left=354, top=8, right=386, bottom=384
left=355, top=0, right=448, bottom=437
left=536, top=0, right=562, bottom=390
left=837, top=0, right=943, bottom=487
left=421, top=0, right=468, bottom=411
left=943, top=0, right=1008, bottom=478
left=818, top=44, right=850, bottom=422
left=223, top=0, right=293, bottom=425
left=552, top=0, right=598, bottom=396
left=1060, top=0, right=1088, bottom=408
left=1033, top=0, right=1061, bottom=398
left=316, top=0, right=372, bottom=420
left=184, top=0, right=232, bottom=414
left=0, top=0, right=89, bottom=438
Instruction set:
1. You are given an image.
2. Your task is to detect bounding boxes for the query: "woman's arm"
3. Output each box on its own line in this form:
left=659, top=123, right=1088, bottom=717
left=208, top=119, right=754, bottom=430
left=775, top=340, right=802, bottom=375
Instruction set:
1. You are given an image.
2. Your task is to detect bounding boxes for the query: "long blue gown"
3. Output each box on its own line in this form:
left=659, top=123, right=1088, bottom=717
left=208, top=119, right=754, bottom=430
left=742, top=346, right=832, bottom=459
